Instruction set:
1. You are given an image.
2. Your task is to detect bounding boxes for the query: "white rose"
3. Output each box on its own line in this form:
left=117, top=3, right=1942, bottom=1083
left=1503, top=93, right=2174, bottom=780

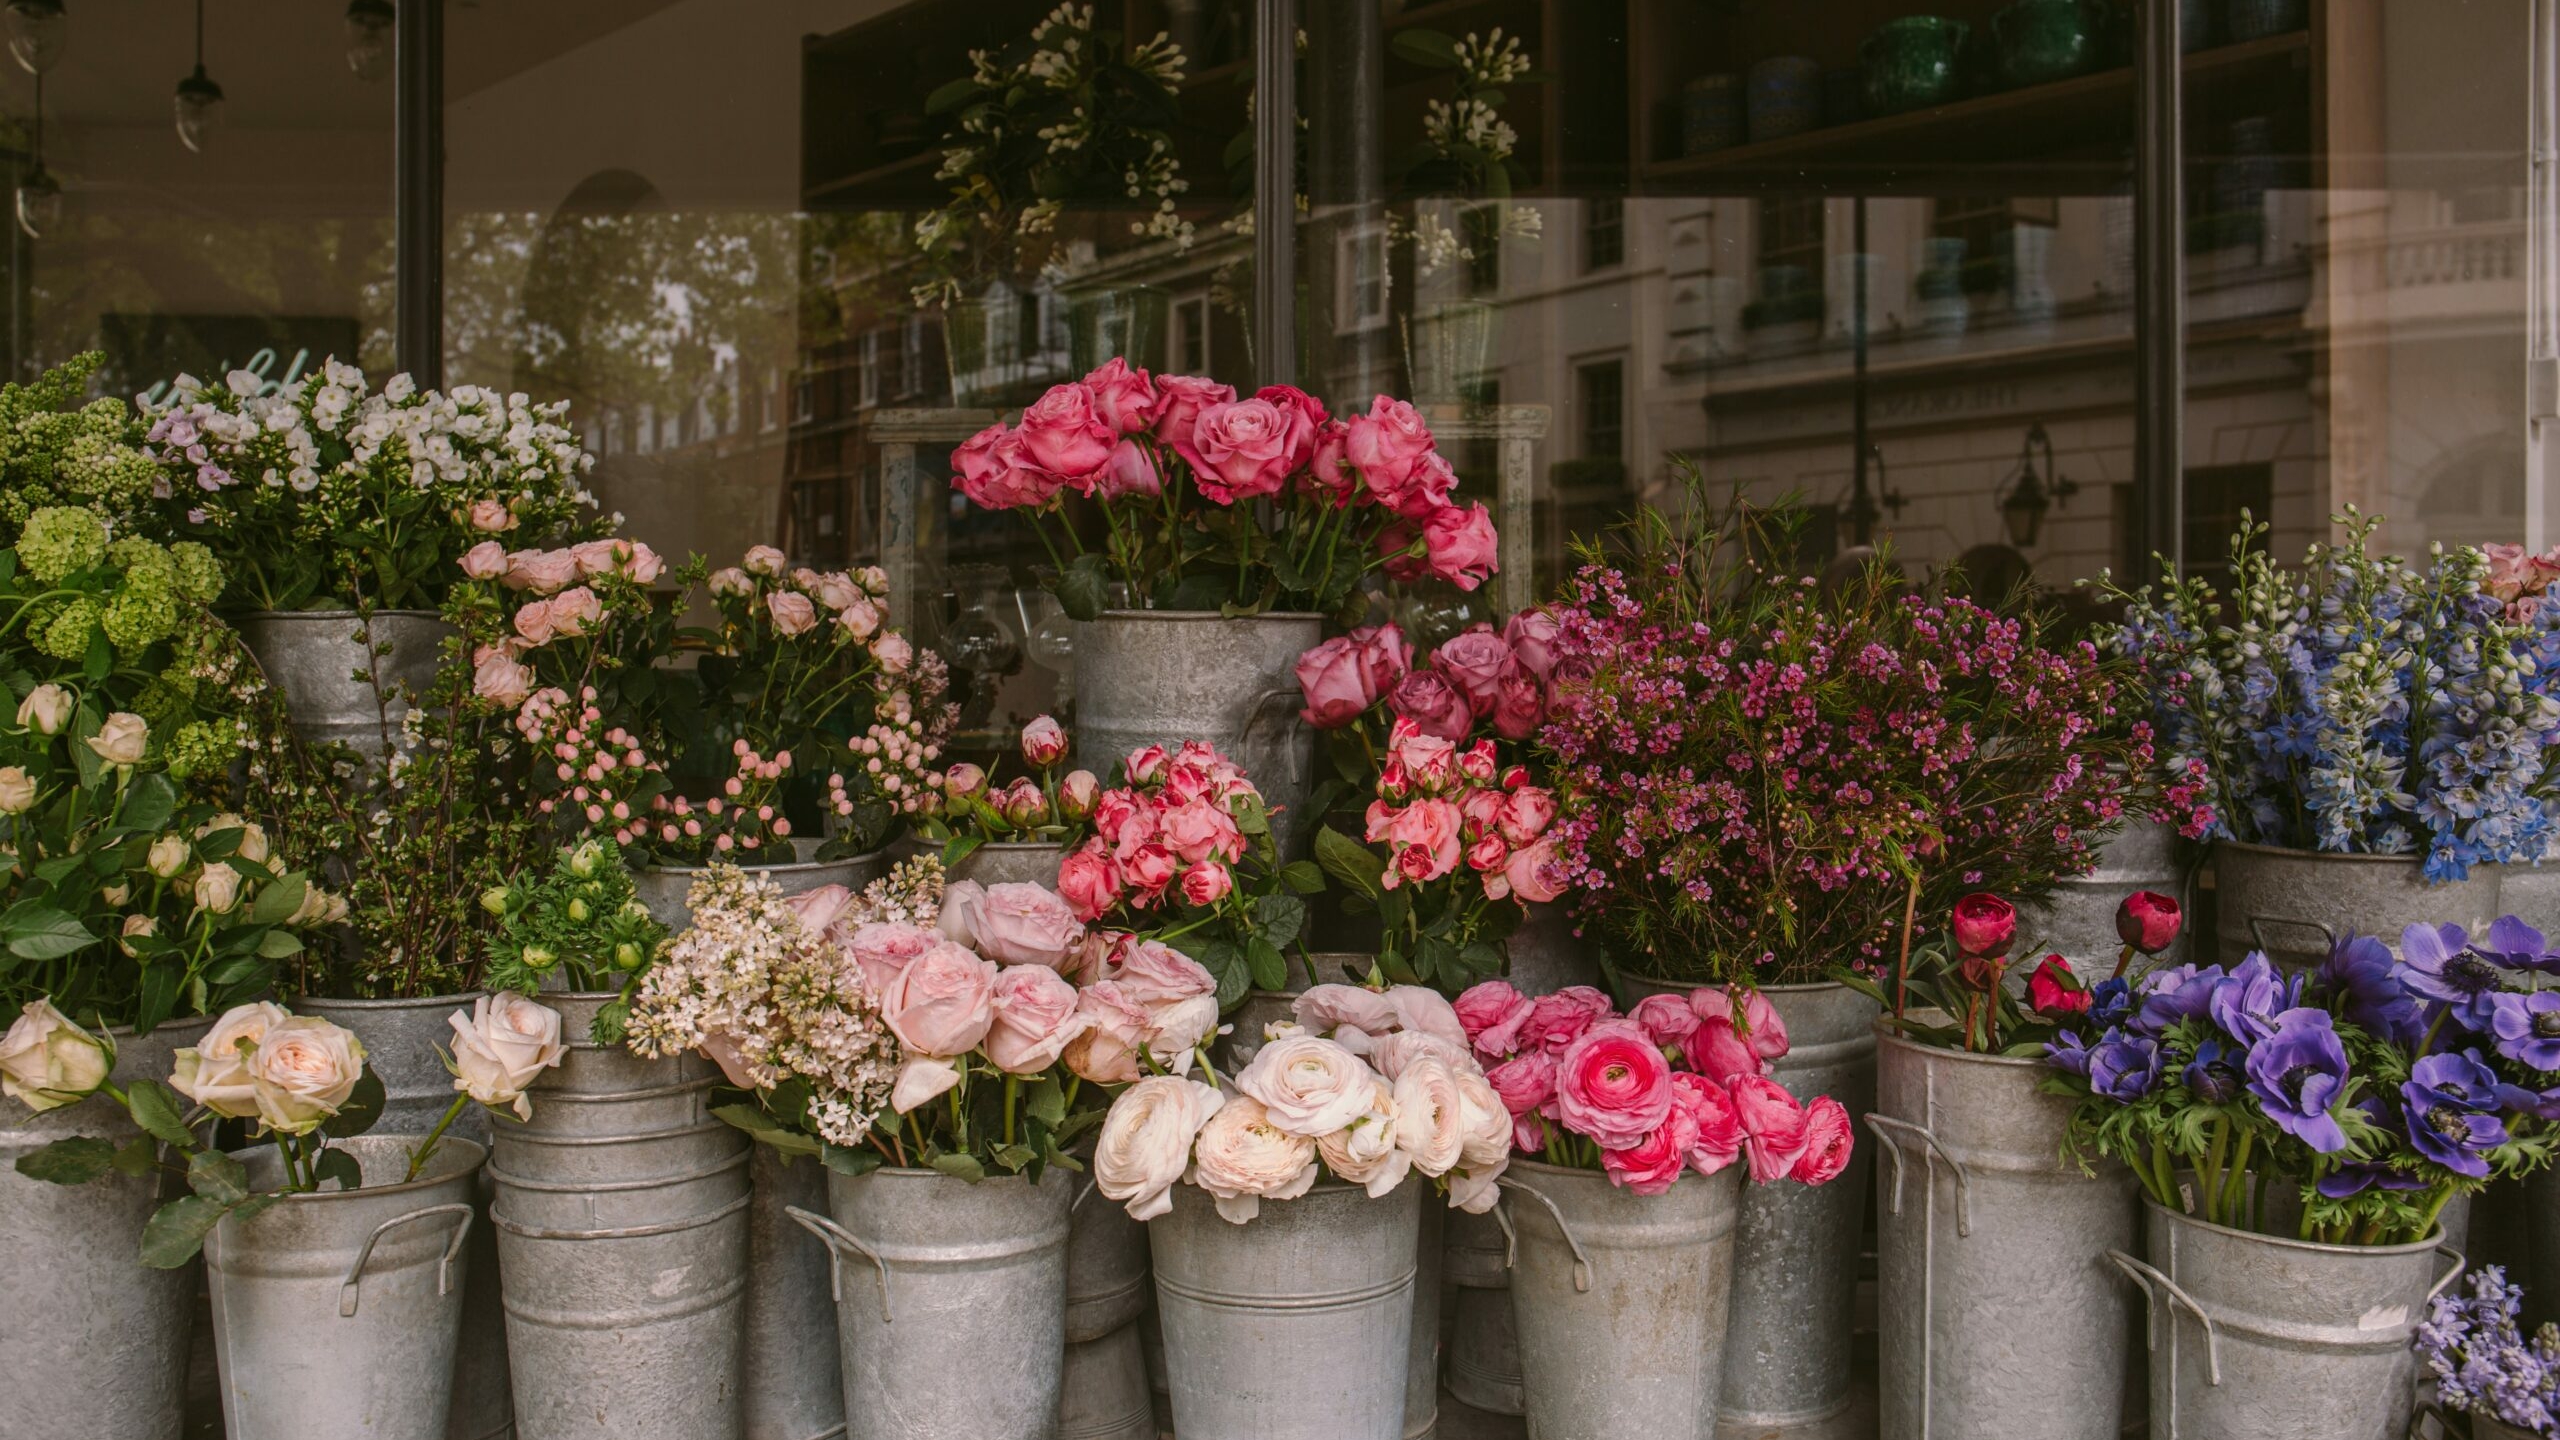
left=0, top=999, right=113, bottom=1113
left=1189, top=1094, right=1320, bottom=1224
left=193, top=862, right=242, bottom=915
left=1232, top=1035, right=1382, bottom=1138
left=247, top=1016, right=368, bottom=1135
left=0, top=766, right=35, bottom=814
left=15, top=683, right=71, bottom=735
left=1095, top=1075, right=1224, bottom=1221
left=85, top=712, right=148, bottom=765
left=1313, top=1075, right=1411, bottom=1199
left=146, top=834, right=189, bottom=878
left=1391, top=1054, right=1467, bottom=1178
left=446, top=993, right=567, bottom=1121
left=170, top=1000, right=291, bottom=1119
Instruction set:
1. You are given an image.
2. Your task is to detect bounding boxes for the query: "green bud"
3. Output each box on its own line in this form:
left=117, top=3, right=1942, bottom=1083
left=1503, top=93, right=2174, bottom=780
left=612, top=942, right=644, bottom=972
left=480, top=886, right=512, bottom=916
left=568, top=840, right=605, bottom=879
left=567, top=897, right=592, bottom=924
left=521, top=945, right=558, bottom=972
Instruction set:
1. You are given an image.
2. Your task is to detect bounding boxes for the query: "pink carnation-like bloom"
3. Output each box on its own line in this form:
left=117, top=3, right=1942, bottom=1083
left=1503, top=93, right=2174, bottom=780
left=1670, top=1072, right=1746, bottom=1176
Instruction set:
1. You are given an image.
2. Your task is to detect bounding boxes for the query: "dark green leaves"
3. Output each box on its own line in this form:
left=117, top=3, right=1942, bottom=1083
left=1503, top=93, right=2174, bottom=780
left=714, top=1102, right=824, bottom=1158
left=320, top=1070, right=385, bottom=1140
left=186, top=1149, right=251, bottom=1204
left=125, top=1079, right=196, bottom=1147
left=1391, top=27, right=1462, bottom=68
left=139, top=1195, right=233, bottom=1269
left=15, top=1135, right=120, bottom=1185
left=1317, top=826, right=1384, bottom=901
left=1055, top=553, right=1112, bottom=622
left=2, top=903, right=95, bottom=961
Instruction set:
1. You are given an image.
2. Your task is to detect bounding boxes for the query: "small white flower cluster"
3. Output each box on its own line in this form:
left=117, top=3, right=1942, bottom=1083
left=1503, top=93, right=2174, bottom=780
left=1423, top=98, right=1518, bottom=166
left=1454, top=27, right=1532, bottom=88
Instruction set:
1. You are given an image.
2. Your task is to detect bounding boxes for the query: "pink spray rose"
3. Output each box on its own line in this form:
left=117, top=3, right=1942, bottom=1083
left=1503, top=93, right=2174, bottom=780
left=1387, top=669, right=1474, bottom=742
left=766, top=590, right=818, bottom=637
left=1368, top=797, right=1465, bottom=887
left=512, top=599, right=558, bottom=647
left=1522, top=986, right=1612, bottom=1054
left=468, top=498, right=515, bottom=532
left=570, top=539, right=629, bottom=577
left=1018, top=382, right=1118, bottom=480
left=472, top=650, right=534, bottom=708
left=1732, top=1076, right=1811, bottom=1183
left=1497, top=787, right=1557, bottom=846
left=1179, top=860, right=1233, bottom=907
left=986, top=966, right=1090, bottom=1074
left=1082, top=359, right=1163, bottom=434
left=1430, top=625, right=1514, bottom=718
left=504, top=549, right=578, bottom=595
left=1296, top=623, right=1412, bottom=729
left=1150, top=374, right=1236, bottom=455
left=461, top=541, right=509, bottom=580
left=547, top=586, right=601, bottom=638
left=1553, top=1022, right=1676, bottom=1150
left=1422, top=502, right=1501, bottom=591
left=1453, top=979, right=1535, bottom=1059
left=880, top=942, right=998, bottom=1057
left=1177, top=398, right=1298, bottom=505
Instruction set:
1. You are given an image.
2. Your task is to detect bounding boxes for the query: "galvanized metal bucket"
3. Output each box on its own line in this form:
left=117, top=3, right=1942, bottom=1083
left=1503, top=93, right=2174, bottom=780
left=0, top=1015, right=207, bottom=1440
left=1150, top=1178, right=1421, bottom=1440
left=1504, top=904, right=1601, bottom=996
left=790, top=1164, right=1073, bottom=1440
left=747, top=1147, right=844, bottom=1440
left=1440, top=1207, right=1520, bottom=1414
left=947, top=839, right=1066, bottom=891
left=206, top=1133, right=484, bottom=1439
left=489, top=993, right=750, bottom=1440
left=1059, top=1323, right=1155, bottom=1440
left=2111, top=1198, right=2463, bottom=1440
left=1058, top=1175, right=1154, bottom=1440
left=1869, top=1024, right=2140, bottom=1440
left=239, top=609, right=452, bottom=760
left=2211, top=840, right=2501, bottom=970
left=298, top=994, right=512, bottom=1440
left=2022, top=818, right=2192, bottom=968
left=1071, top=610, right=1322, bottom=844
left=634, top=846, right=890, bottom=932
left=1500, top=1158, right=1744, bottom=1439
left=1408, top=1201, right=1443, bottom=1440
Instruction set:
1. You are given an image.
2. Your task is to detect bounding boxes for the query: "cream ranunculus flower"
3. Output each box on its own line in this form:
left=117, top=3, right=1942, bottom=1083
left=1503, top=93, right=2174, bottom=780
left=15, top=682, right=71, bottom=735
left=85, top=712, right=148, bottom=765
left=1391, top=1053, right=1468, bottom=1178
left=1189, top=1094, right=1321, bottom=1224
left=170, top=1000, right=291, bottom=1119
left=192, top=862, right=243, bottom=915
left=446, top=993, right=567, bottom=1121
left=1094, top=1075, right=1225, bottom=1221
left=1313, top=1074, right=1411, bottom=1199
left=0, top=766, right=35, bottom=814
left=1143, top=994, right=1223, bottom=1074
left=1232, top=1035, right=1382, bottom=1138
left=1446, top=1068, right=1514, bottom=1213
left=0, top=999, right=113, bottom=1113
left=247, top=1016, right=368, bottom=1135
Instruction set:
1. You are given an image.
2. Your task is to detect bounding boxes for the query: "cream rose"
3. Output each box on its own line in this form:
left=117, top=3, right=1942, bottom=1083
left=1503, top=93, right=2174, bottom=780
left=1095, top=1075, right=1224, bottom=1221
left=86, top=712, right=147, bottom=765
left=1189, top=1094, right=1321, bottom=1224
left=192, top=862, right=243, bottom=915
left=247, top=1016, right=368, bottom=1135
left=1391, top=1053, right=1468, bottom=1177
left=1313, top=1075, right=1411, bottom=1199
left=0, top=999, right=113, bottom=1113
left=15, top=682, right=71, bottom=735
left=146, top=834, right=189, bottom=878
left=118, top=913, right=155, bottom=956
left=1233, top=1035, right=1384, bottom=1138
left=447, top=992, right=568, bottom=1120
left=0, top=766, right=34, bottom=814
left=169, top=1001, right=290, bottom=1120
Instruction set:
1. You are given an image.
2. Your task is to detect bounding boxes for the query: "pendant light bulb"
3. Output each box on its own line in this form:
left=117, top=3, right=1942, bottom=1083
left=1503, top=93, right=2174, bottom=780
left=6, top=0, right=64, bottom=77
left=344, top=0, right=392, bottom=82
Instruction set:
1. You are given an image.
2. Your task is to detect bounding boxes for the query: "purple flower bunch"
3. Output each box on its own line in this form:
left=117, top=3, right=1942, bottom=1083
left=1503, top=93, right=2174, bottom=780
left=2046, top=916, right=2560, bottom=1246
left=2417, top=1266, right=2560, bottom=1438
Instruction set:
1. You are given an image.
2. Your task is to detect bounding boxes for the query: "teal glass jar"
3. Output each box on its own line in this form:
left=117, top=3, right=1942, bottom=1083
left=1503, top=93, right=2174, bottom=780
left=1861, top=17, right=1971, bottom=117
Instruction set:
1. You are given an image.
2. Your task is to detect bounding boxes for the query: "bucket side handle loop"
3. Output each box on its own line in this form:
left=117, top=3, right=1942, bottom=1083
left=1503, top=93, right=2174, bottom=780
left=2246, top=914, right=2337, bottom=959
left=1071, top=1177, right=1098, bottom=1216
left=1863, top=1113, right=1972, bottom=1237
left=337, top=1201, right=474, bottom=1319
left=2105, top=1250, right=2220, bottom=1386
left=1242, top=687, right=1308, bottom=786
left=1494, top=1176, right=1592, bottom=1293
left=2428, top=1245, right=2467, bottom=1305
left=786, top=1204, right=893, bottom=1324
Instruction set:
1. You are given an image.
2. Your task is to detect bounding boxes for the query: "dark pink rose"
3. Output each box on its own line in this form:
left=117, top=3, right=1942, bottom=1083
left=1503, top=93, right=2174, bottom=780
left=1521, top=986, right=1612, bottom=1054
left=953, top=427, right=1066, bottom=510
left=1150, top=374, right=1236, bottom=455
left=1118, top=844, right=1176, bottom=902
left=1430, top=624, right=1513, bottom=718
left=1177, top=398, right=1298, bottom=504
left=1388, top=669, right=1473, bottom=742
left=1490, top=661, right=1547, bottom=740
left=1554, top=1021, right=1675, bottom=1150
left=1732, top=1075, right=1810, bottom=1184
left=1252, top=384, right=1326, bottom=469
left=1629, top=993, right=1700, bottom=1052
left=1790, top=1095, right=1855, bottom=1185
left=1951, top=892, right=2018, bottom=960
left=1296, top=634, right=1389, bottom=729
left=1503, top=607, right=1562, bottom=679
left=1018, top=383, right=1117, bottom=480
left=1423, top=502, right=1500, bottom=592
left=1382, top=450, right=1460, bottom=520
left=1453, top=979, right=1535, bottom=1058
left=1671, top=1072, right=1745, bottom=1176
left=1303, top=418, right=1361, bottom=506
left=1344, top=395, right=1437, bottom=498
left=1092, top=439, right=1162, bottom=501
left=1082, top=359, right=1162, bottom=434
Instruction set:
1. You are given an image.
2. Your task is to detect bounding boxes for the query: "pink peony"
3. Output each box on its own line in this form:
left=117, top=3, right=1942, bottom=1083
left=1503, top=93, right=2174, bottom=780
left=1422, top=502, right=1500, bottom=591
left=1387, top=669, right=1473, bottom=742
left=1732, top=1076, right=1810, bottom=1184
left=986, top=966, right=1090, bottom=1074
left=1553, top=1022, right=1675, bottom=1150
left=1522, top=986, right=1612, bottom=1053
left=1670, top=1072, right=1746, bottom=1175
left=1082, top=359, right=1163, bottom=434
left=880, top=942, right=998, bottom=1057
left=1629, top=993, right=1701, bottom=1052
left=461, top=541, right=509, bottom=580
left=1150, top=375, right=1236, bottom=455
left=1454, top=979, right=1535, bottom=1059
left=1790, top=1096, right=1855, bottom=1185
left=1177, top=398, right=1298, bottom=504
left=1018, top=382, right=1118, bottom=480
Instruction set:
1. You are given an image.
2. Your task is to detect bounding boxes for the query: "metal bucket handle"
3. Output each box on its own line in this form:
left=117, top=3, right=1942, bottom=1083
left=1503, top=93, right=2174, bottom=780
left=786, top=1204, right=893, bottom=1324
left=2428, top=1244, right=2467, bottom=1304
left=2105, top=1250, right=2221, bottom=1386
left=2246, top=914, right=2337, bottom=959
left=338, top=1202, right=474, bottom=1318
left=1863, top=1113, right=1973, bottom=1237
left=1071, top=1176, right=1098, bottom=1215
left=1490, top=1175, right=1594, bottom=1293
left=1242, top=687, right=1308, bottom=786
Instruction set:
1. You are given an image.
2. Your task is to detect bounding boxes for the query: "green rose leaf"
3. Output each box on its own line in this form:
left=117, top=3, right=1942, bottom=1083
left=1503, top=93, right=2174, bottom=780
left=819, top=1142, right=883, bottom=1177
left=1055, top=553, right=1111, bottom=623
left=928, top=1151, right=986, bottom=1183
left=3, top=905, right=95, bottom=961
left=320, top=1070, right=385, bottom=1140
left=14, top=1135, right=120, bottom=1186
left=139, top=1194, right=234, bottom=1269
left=1315, top=827, right=1384, bottom=902
left=312, top=1147, right=363, bottom=1193
left=1245, top=937, right=1289, bottom=993
left=125, top=1078, right=197, bottom=1148
left=186, top=1149, right=250, bottom=1203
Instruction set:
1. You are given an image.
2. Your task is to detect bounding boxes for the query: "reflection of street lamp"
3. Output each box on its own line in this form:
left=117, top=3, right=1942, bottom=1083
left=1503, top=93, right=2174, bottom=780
left=1846, top=442, right=1907, bottom=544
left=343, top=0, right=394, bottom=81
left=173, top=0, right=223, bottom=153
left=15, top=72, right=60, bottom=239
left=1998, top=423, right=2079, bottom=548
left=6, top=0, right=64, bottom=75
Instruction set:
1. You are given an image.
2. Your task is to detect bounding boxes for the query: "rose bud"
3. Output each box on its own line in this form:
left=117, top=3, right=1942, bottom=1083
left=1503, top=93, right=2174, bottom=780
left=943, top=763, right=988, bottom=802
left=1001, top=779, right=1049, bottom=828
left=2114, top=891, right=2182, bottom=956
left=1956, top=955, right=2006, bottom=994
left=1058, top=770, right=1101, bottom=821
left=1950, top=893, right=2017, bottom=960
left=2027, top=955, right=2091, bottom=1019
left=1020, top=714, right=1069, bottom=769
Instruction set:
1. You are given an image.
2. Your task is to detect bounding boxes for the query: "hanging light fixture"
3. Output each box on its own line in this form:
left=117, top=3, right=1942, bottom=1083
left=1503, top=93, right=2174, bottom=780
left=1996, top=423, right=2080, bottom=549
left=173, top=0, right=222, bottom=153
left=6, top=0, right=64, bottom=76
left=16, top=73, right=61, bottom=238
left=343, top=0, right=392, bottom=82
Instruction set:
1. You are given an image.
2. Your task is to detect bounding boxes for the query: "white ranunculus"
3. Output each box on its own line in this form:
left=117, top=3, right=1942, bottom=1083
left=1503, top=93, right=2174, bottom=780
left=0, top=999, right=113, bottom=1113
left=1144, top=995, right=1222, bottom=1074
left=1313, top=1075, right=1411, bottom=1199
left=1454, top=1069, right=1513, bottom=1173
left=85, top=712, right=147, bottom=766
left=1368, top=1030, right=1468, bottom=1083
left=15, top=683, right=71, bottom=735
left=1094, top=1075, right=1224, bottom=1221
left=170, top=1000, right=291, bottom=1120
left=1232, top=1035, right=1382, bottom=1138
left=0, top=766, right=34, bottom=814
left=1391, top=1054, right=1467, bottom=1178
left=246, top=1016, right=368, bottom=1135
left=1189, top=1094, right=1320, bottom=1224
left=446, top=993, right=567, bottom=1121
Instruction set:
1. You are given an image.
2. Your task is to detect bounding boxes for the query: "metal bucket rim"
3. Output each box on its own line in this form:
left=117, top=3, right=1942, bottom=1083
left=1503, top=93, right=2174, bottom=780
left=1873, top=1019, right=2050, bottom=1071
left=1622, top=975, right=1854, bottom=997
left=239, top=607, right=445, bottom=623
left=232, top=1134, right=487, bottom=1204
left=849, top=1163, right=1062, bottom=1186
left=1085, top=608, right=1325, bottom=623
left=2145, top=1193, right=2447, bottom=1258
left=2214, top=838, right=2486, bottom=870
left=290, top=991, right=476, bottom=1012
left=641, top=849, right=889, bottom=881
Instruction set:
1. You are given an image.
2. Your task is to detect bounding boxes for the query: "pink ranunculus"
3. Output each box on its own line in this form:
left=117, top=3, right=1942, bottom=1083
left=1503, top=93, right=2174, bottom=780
left=1020, top=715, right=1068, bottom=768
left=1504, top=837, right=1567, bottom=905
left=1387, top=669, right=1473, bottom=742
left=1503, top=607, right=1562, bottom=679
left=1454, top=980, right=1536, bottom=1059
left=1018, top=382, right=1118, bottom=481
left=880, top=941, right=998, bottom=1057
left=986, top=965, right=1091, bottom=1074
left=1430, top=624, right=1513, bottom=718
left=1344, top=395, right=1437, bottom=497
left=1736, top=987, right=1791, bottom=1060
left=1629, top=993, right=1701, bottom=1052
left=1553, top=1022, right=1675, bottom=1150
left=461, top=540, right=509, bottom=580
left=1293, top=984, right=1401, bottom=1039
left=969, top=883, right=1085, bottom=969
left=1485, top=1049, right=1557, bottom=1118
left=1158, top=798, right=1243, bottom=866
left=1177, top=398, right=1297, bottom=505
left=1732, top=1076, right=1811, bottom=1183
left=504, top=548, right=578, bottom=595
left=1083, top=358, right=1163, bottom=434
left=1670, top=1072, right=1746, bottom=1175
left=1497, top=786, right=1557, bottom=846
left=1385, top=986, right=1469, bottom=1049
left=1092, top=438, right=1163, bottom=501
left=1686, top=1017, right=1761, bottom=1085
left=1423, top=502, right=1501, bottom=592
left=548, top=586, right=601, bottom=638
left=848, top=922, right=937, bottom=997
left=472, top=650, right=534, bottom=708
left=767, top=591, right=818, bottom=637
left=513, top=598, right=558, bottom=647
left=1522, top=986, right=1613, bottom=1054
left=1149, top=374, right=1236, bottom=455
left=468, top=498, right=515, bottom=533
left=1180, top=859, right=1233, bottom=907
left=1490, top=660, right=1547, bottom=741
left=1600, top=1110, right=1694, bottom=1195
left=1791, top=1096, right=1855, bottom=1186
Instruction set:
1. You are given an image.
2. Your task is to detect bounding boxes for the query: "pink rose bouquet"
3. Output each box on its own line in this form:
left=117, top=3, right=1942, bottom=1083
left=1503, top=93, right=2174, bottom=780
left=950, top=365, right=1498, bottom=620
left=1456, top=978, right=1854, bottom=1195
left=906, top=715, right=1099, bottom=867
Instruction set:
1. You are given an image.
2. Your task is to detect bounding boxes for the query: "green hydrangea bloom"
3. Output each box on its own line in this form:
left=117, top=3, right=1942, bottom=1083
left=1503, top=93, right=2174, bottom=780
left=102, top=585, right=181, bottom=652
left=128, top=675, right=193, bottom=736
left=20, top=505, right=108, bottom=583
left=168, top=542, right=224, bottom=605
left=163, top=719, right=241, bottom=781
left=36, top=595, right=101, bottom=659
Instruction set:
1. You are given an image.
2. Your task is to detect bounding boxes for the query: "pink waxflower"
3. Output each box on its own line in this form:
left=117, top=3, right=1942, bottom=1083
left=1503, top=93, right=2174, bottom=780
left=1082, top=359, right=1163, bottom=434
left=1453, top=980, right=1536, bottom=1058
left=461, top=541, right=509, bottom=580
left=1388, top=669, right=1473, bottom=742
left=1177, top=398, right=1298, bottom=505
left=1151, top=374, right=1237, bottom=455
left=1422, top=502, right=1500, bottom=592
left=1431, top=625, right=1513, bottom=718
left=1020, top=715, right=1068, bottom=768
left=1521, top=986, right=1613, bottom=1054
left=1670, top=1072, right=1745, bottom=1176
left=1733, top=1076, right=1810, bottom=1183
left=1629, top=993, right=1701, bottom=1052
left=1017, top=382, right=1118, bottom=480
left=1553, top=1022, right=1675, bottom=1150
left=1791, top=1096, right=1855, bottom=1186
left=767, top=591, right=818, bottom=637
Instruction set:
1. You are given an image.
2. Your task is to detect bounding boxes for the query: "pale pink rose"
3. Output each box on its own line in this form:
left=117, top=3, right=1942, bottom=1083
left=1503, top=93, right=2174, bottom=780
left=1498, top=787, right=1557, bottom=846
left=810, top=572, right=861, bottom=610
left=872, top=633, right=913, bottom=675
left=473, top=650, right=534, bottom=708
left=786, top=884, right=856, bottom=937
left=1113, top=940, right=1216, bottom=1006
left=504, top=548, right=577, bottom=595
left=697, top=1028, right=761, bottom=1092
left=767, top=591, right=818, bottom=637
left=986, top=966, right=1090, bottom=1074
left=1671, top=1072, right=1746, bottom=1176
left=1296, top=636, right=1381, bottom=729
left=512, top=599, right=558, bottom=646
left=547, top=586, right=601, bottom=638
left=1057, top=840, right=1119, bottom=922
left=570, top=539, right=629, bottom=576
left=937, top=880, right=987, bottom=950
left=891, top=1056, right=963, bottom=1113
left=1430, top=625, right=1513, bottom=717
left=460, top=540, right=509, bottom=580
left=1082, top=358, right=1163, bottom=434
left=743, top=544, right=788, bottom=577
left=1018, top=382, right=1117, bottom=480
left=848, top=922, right=936, bottom=998
left=1149, top=374, right=1236, bottom=455
left=468, top=498, right=515, bottom=532
left=1091, top=438, right=1162, bottom=501
left=1387, top=669, right=1473, bottom=742
left=1791, top=1096, right=1855, bottom=1185
left=1176, top=398, right=1298, bottom=505
left=968, top=883, right=1085, bottom=969
left=836, top=596, right=882, bottom=642
left=1158, top=798, right=1243, bottom=866
left=707, top=566, right=753, bottom=597
left=880, top=941, right=997, bottom=1058
left=1733, top=1075, right=1810, bottom=1183
left=1392, top=1053, right=1468, bottom=1177
left=1344, top=396, right=1438, bottom=499
left=1423, top=503, right=1500, bottom=591
left=622, top=542, right=666, bottom=585
left=1629, top=993, right=1701, bottom=1052
left=1064, top=981, right=1152, bottom=1083
left=1505, top=837, right=1567, bottom=904
left=1521, top=986, right=1612, bottom=1054
left=1553, top=1021, right=1675, bottom=1150
left=1293, top=984, right=1401, bottom=1038
left=1454, top=980, right=1535, bottom=1059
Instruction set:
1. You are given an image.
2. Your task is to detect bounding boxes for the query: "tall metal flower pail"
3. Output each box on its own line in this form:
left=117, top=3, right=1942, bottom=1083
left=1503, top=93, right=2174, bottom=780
left=2211, top=840, right=2500, bottom=970
left=0, top=1016, right=207, bottom=1440
left=2112, top=1198, right=2463, bottom=1440
left=1058, top=1177, right=1153, bottom=1440
left=746, top=1147, right=844, bottom=1440
left=790, top=1164, right=1073, bottom=1440
left=489, top=993, right=750, bottom=1440
left=1869, top=1024, right=2140, bottom=1440
left=2022, top=818, right=2193, bottom=967
left=1150, top=1179, right=1421, bottom=1440
left=205, top=1134, right=484, bottom=1439
left=238, top=609, right=452, bottom=762
left=1503, top=1159, right=1745, bottom=1439
left=1071, top=611, right=1322, bottom=849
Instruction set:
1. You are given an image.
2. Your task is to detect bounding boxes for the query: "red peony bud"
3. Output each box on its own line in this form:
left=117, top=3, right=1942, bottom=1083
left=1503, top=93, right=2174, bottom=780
left=1951, top=892, right=2018, bottom=960
left=2114, top=890, right=2183, bottom=956
left=2027, top=954, right=2091, bottom=1019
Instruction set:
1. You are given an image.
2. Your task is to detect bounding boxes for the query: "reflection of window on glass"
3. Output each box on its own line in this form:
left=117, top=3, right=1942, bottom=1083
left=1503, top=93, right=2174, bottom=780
left=1173, top=293, right=1211, bottom=373
left=1578, top=358, right=1625, bottom=461
left=858, top=334, right=881, bottom=409
left=1584, top=197, right=1625, bottom=273
left=1338, top=225, right=1391, bottom=333
left=793, top=374, right=815, bottom=425
left=1750, top=195, right=1826, bottom=332
left=1463, top=203, right=1502, bottom=295
left=1931, top=196, right=2059, bottom=309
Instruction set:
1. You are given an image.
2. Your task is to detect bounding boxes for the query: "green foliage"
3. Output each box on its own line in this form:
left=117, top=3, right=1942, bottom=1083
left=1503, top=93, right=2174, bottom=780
left=483, top=837, right=669, bottom=1039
